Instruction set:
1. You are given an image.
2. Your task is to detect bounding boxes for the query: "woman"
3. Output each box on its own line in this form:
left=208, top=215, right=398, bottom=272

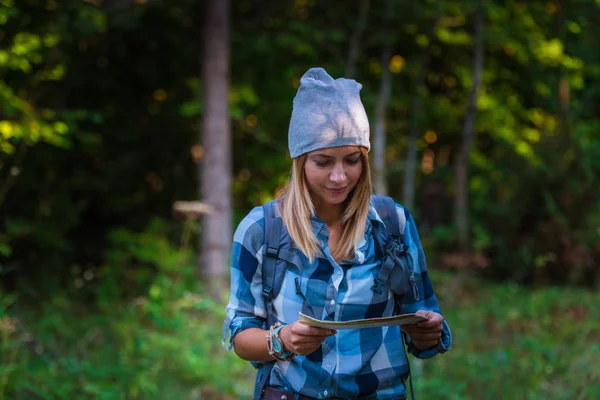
left=223, top=67, right=452, bottom=400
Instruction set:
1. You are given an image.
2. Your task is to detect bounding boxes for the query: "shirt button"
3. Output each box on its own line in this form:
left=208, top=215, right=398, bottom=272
left=330, top=299, right=335, bottom=305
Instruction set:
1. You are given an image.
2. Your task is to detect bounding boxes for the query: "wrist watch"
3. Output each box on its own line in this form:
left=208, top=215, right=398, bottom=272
left=268, top=323, right=296, bottom=361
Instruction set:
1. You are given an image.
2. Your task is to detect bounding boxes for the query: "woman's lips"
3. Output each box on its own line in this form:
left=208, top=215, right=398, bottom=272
left=326, top=186, right=347, bottom=195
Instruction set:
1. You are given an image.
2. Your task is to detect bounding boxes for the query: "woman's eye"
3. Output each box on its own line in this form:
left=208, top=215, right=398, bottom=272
left=315, top=160, right=329, bottom=167
left=345, top=158, right=360, bottom=165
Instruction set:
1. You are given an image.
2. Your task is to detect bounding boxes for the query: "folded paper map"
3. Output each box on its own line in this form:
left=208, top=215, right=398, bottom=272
left=298, top=312, right=428, bottom=330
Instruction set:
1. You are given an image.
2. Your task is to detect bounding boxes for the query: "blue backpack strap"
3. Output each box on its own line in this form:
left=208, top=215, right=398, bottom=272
left=255, top=200, right=305, bottom=400
left=254, top=200, right=279, bottom=400
left=371, top=195, right=417, bottom=299
left=372, top=195, right=401, bottom=237
left=370, top=195, right=401, bottom=294
left=262, top=200, right=303, bottom=319
left=371, top=195, right=416, bottom=400
left=262, top=199, right=280, bottom=327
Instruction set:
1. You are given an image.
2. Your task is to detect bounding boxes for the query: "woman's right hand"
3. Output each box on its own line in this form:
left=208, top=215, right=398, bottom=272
left=279, top=321, right=336, bottom=356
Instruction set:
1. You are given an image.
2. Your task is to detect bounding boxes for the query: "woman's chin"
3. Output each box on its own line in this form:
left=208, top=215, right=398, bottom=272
left=323, top=194, right=349, bottom=205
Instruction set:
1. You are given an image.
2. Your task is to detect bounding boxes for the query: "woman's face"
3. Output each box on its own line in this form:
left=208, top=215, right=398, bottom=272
left=304, top=145, right=363, bottom=209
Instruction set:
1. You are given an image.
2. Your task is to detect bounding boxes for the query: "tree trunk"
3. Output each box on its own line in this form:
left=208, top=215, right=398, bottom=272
left=200, top=0, right=231, bottom=299
left=402, top=49, right=430, bottom=210
left=345, top=0, right=370, bottom=79
left=373, top=0, right=393, bottom=196
left=455, top=7, right=484, bottom=253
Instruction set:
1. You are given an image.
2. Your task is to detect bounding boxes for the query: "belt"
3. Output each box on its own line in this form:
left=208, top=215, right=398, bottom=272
left=263, top=386, right=315, bottom=400
left=262, top=387, right=406, bottom=400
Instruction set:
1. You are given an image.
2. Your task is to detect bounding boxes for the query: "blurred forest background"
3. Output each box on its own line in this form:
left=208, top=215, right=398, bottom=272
left=1, top=0, right=599, bottom=398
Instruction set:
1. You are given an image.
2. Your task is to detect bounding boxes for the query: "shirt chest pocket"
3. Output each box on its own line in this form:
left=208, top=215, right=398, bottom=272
left=271, top=268, right=309, bottom=323
left=337, top=262, right=394, bottom=320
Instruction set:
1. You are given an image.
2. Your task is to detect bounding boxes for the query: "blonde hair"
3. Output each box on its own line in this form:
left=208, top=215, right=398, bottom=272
left=278, top=147, right=372, bottom=262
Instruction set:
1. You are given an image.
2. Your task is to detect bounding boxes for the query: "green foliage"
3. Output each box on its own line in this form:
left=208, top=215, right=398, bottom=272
left=0, top=0, right=104, bottom=153
left=416, top=272, right=600, bottom=399
left=1, top=0, right=201, bottom=285
left=0, top=222, right=253, bottom=399
left=3, top=261, right=599, bottom=398
left=1, top=0, right=598, bottom=287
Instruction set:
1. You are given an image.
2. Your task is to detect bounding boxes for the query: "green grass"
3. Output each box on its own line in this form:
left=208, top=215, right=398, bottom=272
left=1, top=271, right=598, bottom=399
left=0, top=290, right=254, bottom=399
left=418, top=271, right=600, bottom=399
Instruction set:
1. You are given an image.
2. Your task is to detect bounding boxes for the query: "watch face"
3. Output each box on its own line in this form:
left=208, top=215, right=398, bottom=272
left=273, top=335, right=284, bottom=353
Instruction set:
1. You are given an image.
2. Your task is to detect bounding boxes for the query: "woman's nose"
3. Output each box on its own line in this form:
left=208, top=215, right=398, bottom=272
left=330, top=164, right=346, bottom=183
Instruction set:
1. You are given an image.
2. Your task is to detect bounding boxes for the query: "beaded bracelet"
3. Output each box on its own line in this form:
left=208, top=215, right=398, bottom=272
left=266, top=322, right=296, bottom=362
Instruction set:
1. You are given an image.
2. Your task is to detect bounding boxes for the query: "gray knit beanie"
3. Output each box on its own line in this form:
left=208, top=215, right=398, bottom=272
left=288, top=67, right=370, bottom=158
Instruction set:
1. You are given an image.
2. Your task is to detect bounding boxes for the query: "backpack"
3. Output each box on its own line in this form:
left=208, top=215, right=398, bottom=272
left=253, top=195, right=419, bottom=400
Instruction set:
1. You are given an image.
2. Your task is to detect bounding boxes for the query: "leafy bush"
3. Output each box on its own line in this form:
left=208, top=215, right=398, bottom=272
left=0, top=220, right=254, bottom=399
left=418, top=272, right=600, bottom=399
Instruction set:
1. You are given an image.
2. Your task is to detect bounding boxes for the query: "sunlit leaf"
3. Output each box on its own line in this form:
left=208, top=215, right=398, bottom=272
left=389, top=55, right=405, bottom=74
left=516, top=140, right=534, bottom=159
left=435, top=27, right=472, bottom=45
left=527, top=109, right=545, bottom=127
left=534, top=39, right=564, bottom=66
left=53, top=121, right=69, bottom=135
left=534, top=81, right=551, bottom=97
left=0, top=120, right=13, bottom=138
left=523, top=127, right=541, bottom=143
left=567, top=22, right=581, bottom=34
left=416, top=34, right=429, bottom=48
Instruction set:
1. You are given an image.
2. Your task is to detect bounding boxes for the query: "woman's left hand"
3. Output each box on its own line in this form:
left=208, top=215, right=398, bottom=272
left=400, top=310, right=444, bottom=350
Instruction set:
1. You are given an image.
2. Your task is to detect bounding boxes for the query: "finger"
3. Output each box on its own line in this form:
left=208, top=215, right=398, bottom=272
left=413, top=340, right=438, bottom=349
left=417, top=319, right=443, bottom=329
left=295, top=332, right=336, bottom=342
left=401, top=324, right=429, bottom=333
left=406, top=325, right=444, bottom=334
left=415, top=312, right=444, bottom=328
left=415, top=310, right=441, bottom=320
left=415, top=310, right=432, bottom=318
left=293, top=323, right=328, bottom=334
left=409, top=332, right=442, bottom=342
left=286, top=334, right=333, bottom=350
left=401, top=323, right=419, bottom=329
left=292, top=339, right=329, bottom=355
left=295, top=335, right=332, bottom=345
left=294, top=324, right=336, bottom=337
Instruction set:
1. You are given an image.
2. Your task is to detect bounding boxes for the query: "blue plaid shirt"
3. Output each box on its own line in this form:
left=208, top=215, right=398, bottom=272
left=223, top=201, right=452, bottom=399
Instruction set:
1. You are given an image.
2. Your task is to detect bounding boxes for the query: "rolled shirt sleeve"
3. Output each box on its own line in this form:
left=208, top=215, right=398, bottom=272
left=396, top=206, right=452, bottom=359
left=222, top=207, right=268, bottom=351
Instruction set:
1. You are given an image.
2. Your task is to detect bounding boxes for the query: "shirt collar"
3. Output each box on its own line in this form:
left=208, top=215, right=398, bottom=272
left=310, top=217, right=328, bottom=237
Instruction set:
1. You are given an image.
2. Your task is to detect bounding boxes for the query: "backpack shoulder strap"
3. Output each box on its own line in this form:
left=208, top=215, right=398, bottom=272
left=371, top=195, right=417, bottom=400
left=261, top=200, right=281, bottom=327
left=254, top=200, right=280, bottom=400
left=256, top=199, right=305, bottom=400
left=371, top=195, right=404, bottom=238
left=371, top=195, right=401, bottom=294
left=262, top=199, right=304, bottom=309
